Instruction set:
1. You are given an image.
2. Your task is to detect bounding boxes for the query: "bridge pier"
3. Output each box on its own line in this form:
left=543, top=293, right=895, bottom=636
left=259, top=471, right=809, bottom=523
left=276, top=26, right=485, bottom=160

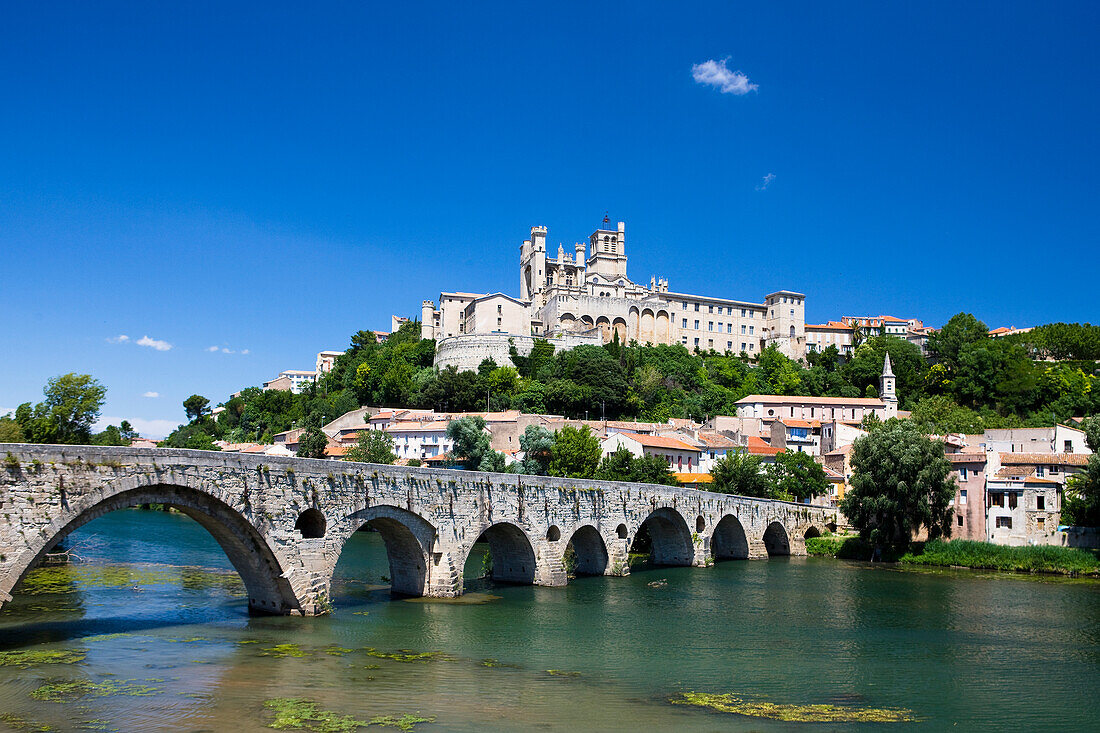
left=747, top=539, right=769, bottom=559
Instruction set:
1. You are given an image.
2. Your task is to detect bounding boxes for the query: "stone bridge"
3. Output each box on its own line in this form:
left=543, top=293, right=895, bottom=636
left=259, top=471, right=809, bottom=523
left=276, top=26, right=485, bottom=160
left=0, top=444, right=837, bottom=616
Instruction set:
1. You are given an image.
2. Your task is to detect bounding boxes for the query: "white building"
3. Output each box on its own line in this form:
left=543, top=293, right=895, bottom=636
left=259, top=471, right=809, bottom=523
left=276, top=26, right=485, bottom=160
left=263, top=369, right=318, bottom=394
left=601, top=432, right=704, bottom=474
left=386, top=420, right=454, bottom=461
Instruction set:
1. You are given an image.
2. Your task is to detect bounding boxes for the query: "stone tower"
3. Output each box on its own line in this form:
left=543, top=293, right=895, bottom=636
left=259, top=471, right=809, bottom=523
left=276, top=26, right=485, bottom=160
left=763, top=290, right=806, bottom=359
left=520, top=226, right=548, bottom=301
left=586, top=215, right=627, bottom=280
left=881, top=351, right=898, bottom=419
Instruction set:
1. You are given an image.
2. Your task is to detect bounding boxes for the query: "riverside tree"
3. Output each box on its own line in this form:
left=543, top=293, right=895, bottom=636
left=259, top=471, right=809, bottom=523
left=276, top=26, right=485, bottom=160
left=15, top=373, right=107, bottom=445
left=840, top=421, right=956, bottom=549
left=767, top=450, right=830, bottom=502
left=548, top=425, right=602, bottom=478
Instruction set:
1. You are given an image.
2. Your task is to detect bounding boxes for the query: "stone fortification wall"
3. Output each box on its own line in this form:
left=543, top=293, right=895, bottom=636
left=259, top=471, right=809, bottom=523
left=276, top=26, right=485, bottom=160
left=434, top=333, right=600, bottom=372
left=0, top=444, right=836, bottom=617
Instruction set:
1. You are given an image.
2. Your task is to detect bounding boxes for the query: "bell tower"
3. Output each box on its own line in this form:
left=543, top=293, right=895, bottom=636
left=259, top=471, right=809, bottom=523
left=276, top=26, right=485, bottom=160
left=881, top=351, right=898, bottom=419
left=585, top=215, right=627, bottom=280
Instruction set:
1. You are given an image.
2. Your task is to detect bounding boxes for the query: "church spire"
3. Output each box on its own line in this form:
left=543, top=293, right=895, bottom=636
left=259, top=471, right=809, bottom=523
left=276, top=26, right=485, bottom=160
left=880, top=351, right=898, bottom=419
left=882, top=351, right=895, bottom=378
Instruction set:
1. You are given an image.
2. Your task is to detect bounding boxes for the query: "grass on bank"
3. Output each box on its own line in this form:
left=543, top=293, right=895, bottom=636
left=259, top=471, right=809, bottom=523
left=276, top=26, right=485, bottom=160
left=806, top=537, right=1100, bottom=576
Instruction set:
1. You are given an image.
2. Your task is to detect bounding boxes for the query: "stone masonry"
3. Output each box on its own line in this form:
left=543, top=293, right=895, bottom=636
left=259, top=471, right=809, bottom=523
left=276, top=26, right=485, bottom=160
left=0, top=444, right=836, bottom=616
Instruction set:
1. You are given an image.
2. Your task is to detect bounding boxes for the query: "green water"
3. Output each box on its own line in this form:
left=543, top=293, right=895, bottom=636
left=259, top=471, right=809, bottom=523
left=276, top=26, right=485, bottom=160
left=1, top=510, right=1097, bottom=732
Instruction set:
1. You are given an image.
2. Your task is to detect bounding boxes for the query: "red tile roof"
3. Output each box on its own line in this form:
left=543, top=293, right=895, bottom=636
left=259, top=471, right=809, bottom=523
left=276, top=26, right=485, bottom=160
left=1000, top=453, right=1090, bottom=466
left=618, top=433, right=701, bottom=452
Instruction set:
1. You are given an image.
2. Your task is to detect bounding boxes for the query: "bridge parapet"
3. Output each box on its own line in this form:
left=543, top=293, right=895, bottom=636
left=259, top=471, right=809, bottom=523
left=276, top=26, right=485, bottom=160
left=0, top=444, right=837, bottom=615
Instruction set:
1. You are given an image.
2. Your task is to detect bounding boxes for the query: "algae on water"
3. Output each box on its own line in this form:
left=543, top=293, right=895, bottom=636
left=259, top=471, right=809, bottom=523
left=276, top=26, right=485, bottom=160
left=259, top=644, right=306, bottom=658
left=670, top=691, right=917, bottom=723
left=263, top=698, right=368, bottom=732
left=31, top=678, right=162, bottom=702
left=363, top=648, right=451, bottom=663
left=369, top=714, right=434, bottom=731
left=0, top=649, right=86, bottom=668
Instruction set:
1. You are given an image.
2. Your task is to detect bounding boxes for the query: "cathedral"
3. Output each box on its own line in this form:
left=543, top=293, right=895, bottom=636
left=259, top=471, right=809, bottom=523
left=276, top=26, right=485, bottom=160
left=419, top=217, right=808, bottom=370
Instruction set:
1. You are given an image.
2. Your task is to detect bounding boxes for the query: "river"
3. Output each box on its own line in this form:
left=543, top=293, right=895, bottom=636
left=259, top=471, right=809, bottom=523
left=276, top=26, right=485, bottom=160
left=1, top=509, right=1097, bottom=732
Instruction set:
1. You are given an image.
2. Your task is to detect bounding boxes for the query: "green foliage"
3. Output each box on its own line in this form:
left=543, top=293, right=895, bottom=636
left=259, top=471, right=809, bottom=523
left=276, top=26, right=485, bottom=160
left=91, top=424, right=127, bottom=446
left=1080, top=416, right=1100, bottom=453
left=709, top=451, right=771, bottom=498
left=183, top=394, right=211, bottom=422
left=901, top=539, right=1100, bottom=575
left=0, top=415, right=25, bottom=443
left=446, top=416, right=507, bottom=471
left=594, top=447, right=677, bottom=485
left=909, top=395, right=986, bottom=435
left=516, top=424, right=554, bottom=475
left=548, top=425, right=602, bottom=478
left=1016, top=322, right=1100, bottom=361
left=840, top=421, right=956, bottom=549
left=15, top=373, right=107, bottom=445
left=1061, top=455, right=1100, bottom=527
left=767, top=450, right=830, bottom=502
left=297, top=427, right=329, bottom=459
left=345, top=430, right=397, bottom=464
left=804, top=536, right=873, bottom=560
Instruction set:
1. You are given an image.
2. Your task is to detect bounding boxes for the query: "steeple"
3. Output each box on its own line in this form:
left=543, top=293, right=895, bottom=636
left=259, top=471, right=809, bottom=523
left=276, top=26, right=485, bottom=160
left=880, top=352, right=898, bottom=418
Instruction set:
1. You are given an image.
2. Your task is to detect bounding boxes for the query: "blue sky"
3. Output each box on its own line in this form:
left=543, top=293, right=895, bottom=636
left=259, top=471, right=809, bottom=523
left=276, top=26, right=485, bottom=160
left=2, top=2, right=1098, bottom=437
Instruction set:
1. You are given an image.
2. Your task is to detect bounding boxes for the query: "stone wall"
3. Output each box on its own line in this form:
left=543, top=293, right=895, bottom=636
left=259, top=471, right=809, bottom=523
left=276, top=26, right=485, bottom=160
left=434, top=333, right=601, bottom=372
left=0, top=444, right=836, bottom=616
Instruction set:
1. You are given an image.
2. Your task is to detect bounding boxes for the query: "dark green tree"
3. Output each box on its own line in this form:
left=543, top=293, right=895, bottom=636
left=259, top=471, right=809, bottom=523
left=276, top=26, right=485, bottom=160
left=517, top=425, right=554, bottom=475
left=710, top=451, right=771, bottom=498
left=767, top=450, right=830, bottom=502
left=22, top=373, right=107, bottom=444
left=184, top=394, right=211, bottom=423
left=1062, top=456, right=1100, bottom=527
left=297, top=427, right=329, bottom=459
left=548, top=425, right=602, bottom=478
left=840, top=421, right=956, bottom=549
left=345, top=430, right=397, bottom=464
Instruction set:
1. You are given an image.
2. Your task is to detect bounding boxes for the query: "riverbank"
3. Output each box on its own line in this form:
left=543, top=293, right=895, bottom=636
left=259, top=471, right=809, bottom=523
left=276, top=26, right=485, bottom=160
left=806, top=536, right=1100, bottom=576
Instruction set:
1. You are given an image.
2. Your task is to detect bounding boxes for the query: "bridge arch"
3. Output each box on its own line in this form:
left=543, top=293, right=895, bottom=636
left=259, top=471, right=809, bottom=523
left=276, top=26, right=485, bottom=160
left=333, top=504, right=438, bottom=597
left=763, top=521, right=791, bottom=557
left=464, top=521, right=537, bottom=585
left=711, top=514, right=749, bottom=560
left=565, top=524, right=609, bottom=576
left=2, top=484, right=301, bottom=615
left=632, top=507, right=693, bottom=566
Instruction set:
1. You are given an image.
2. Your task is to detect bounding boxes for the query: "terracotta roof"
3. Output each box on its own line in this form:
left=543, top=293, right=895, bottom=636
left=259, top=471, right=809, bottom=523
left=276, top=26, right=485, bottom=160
left=947, top=453, right=986, bottom=463
left=1000, top=453, right=1090, bottom=466
left=995, top=466, right=1034, bottom=478
left=736, top=394, right=884, bottom=406
left=242, top=444, right=271, bottom=454
left=696, top=432, right=738, bottom=448
left=822, top=467, right=844, bottom=481
left=617, top=433, right=701, bottom=452
left=988, top=327, right=1012, bottom=336
left=781, top=419, right=820, bottom=429
left=325, top=445, right=350, bottom=457
left=1024, top=477, right=1062, bottom=485
left=746, top=444, right=783, bottom=456
left=826, top=444, right=854, bottom=456
left=338, top=432, right=359, bottom=443
left=805, top=321, right=853, bottom=331
left=386, top=421, right=451, bottom=432
left=880, top=315, right=908, bottom=323
left=675, top=473, right=714, bottom=484
left=423, top=452, right=454, bottom=463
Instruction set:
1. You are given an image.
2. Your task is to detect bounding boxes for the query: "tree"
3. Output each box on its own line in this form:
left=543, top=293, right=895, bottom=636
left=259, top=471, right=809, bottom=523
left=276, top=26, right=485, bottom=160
left=119, top=420, right=137, bottom=442
left=593, top=447, right=677, bottom=485
left=1062, top=455, right=1100, bottom=527
left=345, top=430, right=397, bottom=464
left=548, top=425, right=602, bottom=478
left=909, top=395, right=985, bottom=435
left=0, top=415, right=25, bottom=443
left=710, top=451, right=771, bottom=498
left=184, top=394, right=211, bottom=423
left=297, top=427, right=329, bottom=459
left=840, top=421, right=956, bottom=549
left=517, top=424, right=554, bottom=475
left=24, top=373, right=107, bottom=444
left=927, top=312, right=989, bottom=369
left=446, top=416, right=495, bottom=470
left=92, top=425, right=126, bottom=446
left=767, top=451, right=830, bottom=502
left=1079, top=416, right=1100, bottom=453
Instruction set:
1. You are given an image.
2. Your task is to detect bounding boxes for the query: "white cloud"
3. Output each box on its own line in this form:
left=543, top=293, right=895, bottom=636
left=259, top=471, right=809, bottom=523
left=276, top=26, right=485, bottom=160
left=136, top=335, right=172, bottom=351
left=206, top=345, right=220, bottom=352
left=107, top=335, right=130, bottom=344
left=241, top=349, right=250, bottom=355
left=207, top=345, right=249, bottom=355
left=691, top=57, right=758, bottom=95
left=95, top=416, right=179, bottom=440
left=755, top=173, right=776, bottom=191
left=142, top=391, right=160, bottom=398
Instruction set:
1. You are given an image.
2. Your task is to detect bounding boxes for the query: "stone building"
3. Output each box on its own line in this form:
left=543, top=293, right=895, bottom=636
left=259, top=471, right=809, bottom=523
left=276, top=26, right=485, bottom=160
left=421, top=217, right=808, bottom=370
